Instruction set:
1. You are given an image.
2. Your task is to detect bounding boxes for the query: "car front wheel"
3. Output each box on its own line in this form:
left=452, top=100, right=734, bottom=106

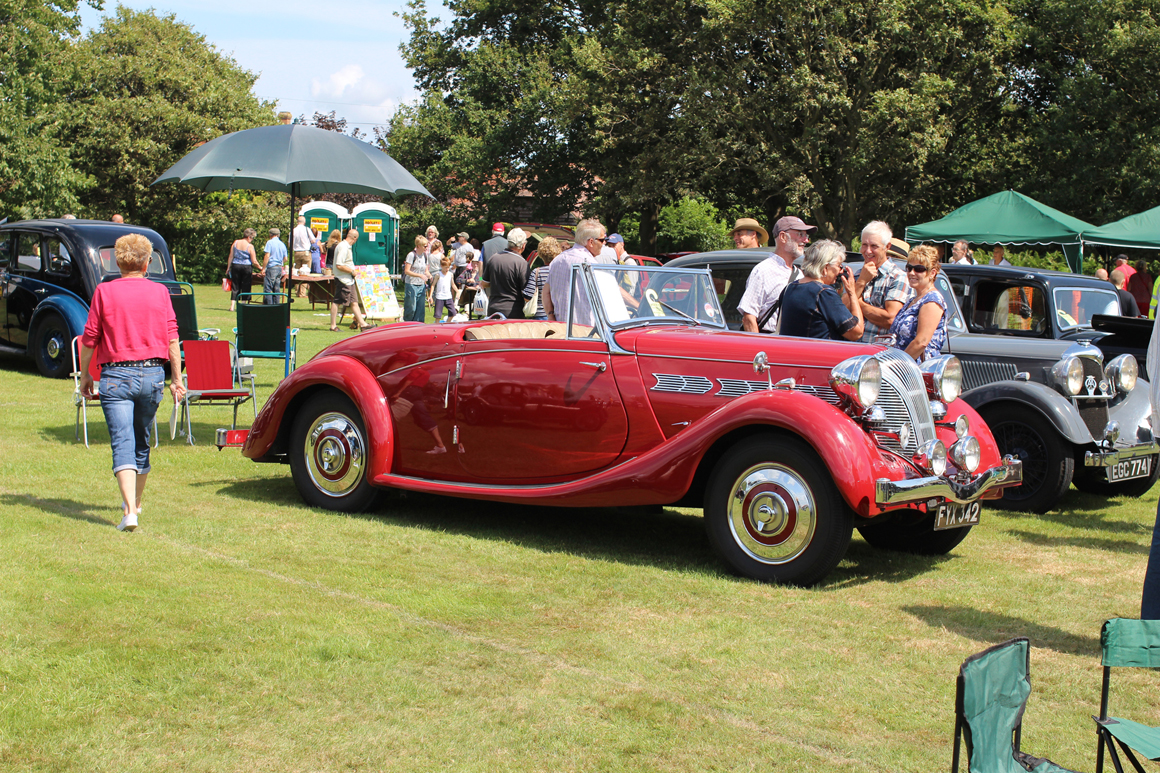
left=32, top=312, right=71, bottom=379
left=289, top=391, right=381, bottom=513
left=704, top=435, right=852, bottom=586
left=980, top=405, right=1073, bottom=513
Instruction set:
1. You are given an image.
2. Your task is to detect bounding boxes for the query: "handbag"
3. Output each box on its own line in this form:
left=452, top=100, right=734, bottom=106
left=221, top=276, right=232, bottom=292
left=523, top=284, right=540, bottom=318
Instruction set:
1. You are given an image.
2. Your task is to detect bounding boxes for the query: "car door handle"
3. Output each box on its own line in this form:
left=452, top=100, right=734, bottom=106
left=34, top=288, right=47, bottom=294
left=579, top=361, right=606, bottom=372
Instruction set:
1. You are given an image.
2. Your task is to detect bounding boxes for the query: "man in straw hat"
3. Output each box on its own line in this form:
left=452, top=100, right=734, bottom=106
left=731, top=217, right=768, bottom=249
left=738, top=215, right=816, bottom=333
left=854, top=221, right=913, bottom=342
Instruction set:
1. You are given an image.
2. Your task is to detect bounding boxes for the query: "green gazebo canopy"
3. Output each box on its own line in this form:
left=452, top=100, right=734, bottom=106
left=1084, top=205, right=1160, bottom=251
left=904, top=190, right=1096, bottom=272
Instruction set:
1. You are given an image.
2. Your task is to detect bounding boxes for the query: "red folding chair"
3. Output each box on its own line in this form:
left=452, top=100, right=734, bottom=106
left=179, top=339, right=256, bottom=445
left=72, top=337, right=161, bottom=448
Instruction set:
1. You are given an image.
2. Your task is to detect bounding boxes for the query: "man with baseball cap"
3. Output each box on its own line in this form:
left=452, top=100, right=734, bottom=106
left=738, top=215, right=816, bottom=332
left=481, top=222, right=508, bottom=272
left=731, top=218, right=768, bottom=249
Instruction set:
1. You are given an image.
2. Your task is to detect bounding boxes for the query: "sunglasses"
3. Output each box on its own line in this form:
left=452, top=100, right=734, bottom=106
left=591, top=236, right=607, bottom=243
left=905, top=263, right=929, bottom=273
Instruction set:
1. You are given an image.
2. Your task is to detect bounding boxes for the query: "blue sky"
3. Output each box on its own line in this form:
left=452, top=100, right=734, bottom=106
left=80, top=0, right=423, bottom=131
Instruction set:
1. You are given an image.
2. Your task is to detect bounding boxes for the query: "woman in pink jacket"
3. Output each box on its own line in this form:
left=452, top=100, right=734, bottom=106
left=79, top=234, right=186, bottom=532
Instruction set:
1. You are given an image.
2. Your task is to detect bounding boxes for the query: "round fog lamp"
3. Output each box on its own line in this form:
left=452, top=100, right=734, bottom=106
left=950, top=436, right=982, bottom=473
left=954, top=414, right=969, bottom=439
left=913, top=439, right=948, bottom=477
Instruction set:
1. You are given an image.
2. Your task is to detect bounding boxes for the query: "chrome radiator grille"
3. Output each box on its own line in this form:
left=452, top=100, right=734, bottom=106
left=873, top=349, right=937, bottom=456
left=961, top=358, right=1017, bottom=390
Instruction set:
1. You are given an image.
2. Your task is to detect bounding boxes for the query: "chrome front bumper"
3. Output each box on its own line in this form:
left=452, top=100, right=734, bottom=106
left=1083, top=440, right=1160, bottom=467
left=875, top=456, right=1023, bottom=506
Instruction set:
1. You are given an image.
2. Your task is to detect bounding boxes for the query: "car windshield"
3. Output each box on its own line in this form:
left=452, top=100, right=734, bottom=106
left=1052, top=286, right=1120, bottom=329
left=580, top=264, right=726, bottom=330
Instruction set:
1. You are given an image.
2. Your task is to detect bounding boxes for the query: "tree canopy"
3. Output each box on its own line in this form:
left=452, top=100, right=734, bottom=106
left=395, top=0, right=1160, bottom=250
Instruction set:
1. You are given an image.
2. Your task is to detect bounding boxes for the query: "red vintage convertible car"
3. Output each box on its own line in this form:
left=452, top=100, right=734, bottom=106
left=231, top=263, right=1022, bottom=585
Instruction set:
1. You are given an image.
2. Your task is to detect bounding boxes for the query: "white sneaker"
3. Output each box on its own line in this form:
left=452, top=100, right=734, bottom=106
left=117, top=512, right=138, bottom=532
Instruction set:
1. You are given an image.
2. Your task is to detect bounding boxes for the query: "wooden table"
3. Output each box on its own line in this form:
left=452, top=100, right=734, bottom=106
left=291, top=274, right=336, bottom=309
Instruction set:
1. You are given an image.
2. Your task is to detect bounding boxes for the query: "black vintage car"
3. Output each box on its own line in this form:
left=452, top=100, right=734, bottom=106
left=0, top=219, right=176, bottom=378
left=669, top=250, right=1159, bottom=512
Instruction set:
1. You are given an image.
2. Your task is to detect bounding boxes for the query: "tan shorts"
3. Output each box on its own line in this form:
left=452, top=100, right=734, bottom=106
left=293, top=250, right=311, bottom=270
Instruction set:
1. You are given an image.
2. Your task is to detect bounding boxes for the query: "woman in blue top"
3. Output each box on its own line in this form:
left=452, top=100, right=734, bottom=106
left=887, top=244, right=948, bottom=361
left=778, top=240, right=864, bottom=341
left=224, top=228, right=257, bottom=312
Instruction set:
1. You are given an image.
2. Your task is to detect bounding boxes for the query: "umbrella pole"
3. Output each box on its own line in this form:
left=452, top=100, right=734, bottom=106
left=288, top=185, right=296, bottom=302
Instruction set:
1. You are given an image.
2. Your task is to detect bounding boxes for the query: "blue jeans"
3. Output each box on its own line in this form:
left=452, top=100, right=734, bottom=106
left=404, top=283, right=426, bottom=322
left=264, top=264, right=283, bottom=303
left=100, top=365, right=165, bottom=475
left=1143, top=500, right=1160, bottom=619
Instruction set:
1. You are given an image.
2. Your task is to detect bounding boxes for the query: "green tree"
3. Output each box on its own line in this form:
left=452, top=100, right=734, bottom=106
left=56, top=7, right=279, bottom=279
left=1009, top=0, right=1160, bottom=224
left=655, top=197, right=730, bottom=253
left=0, top=0, right=96, bottom=217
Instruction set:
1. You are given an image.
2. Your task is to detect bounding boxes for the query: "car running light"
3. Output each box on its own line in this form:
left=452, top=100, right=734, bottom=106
left=1105, top=354, right=1138, bottom=394
left=954, top=414, right=969, bottom=439
left=949, top=436, right=981, bottom=473
left=919, top=356, right=963, bottom=404
left=830, top=355, right=881, bottom=412
left=1051, top=356, right=1084, bottom=396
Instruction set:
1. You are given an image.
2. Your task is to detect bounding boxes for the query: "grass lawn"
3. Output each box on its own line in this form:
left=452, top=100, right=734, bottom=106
left=1, top=284, right=1157, bottom=771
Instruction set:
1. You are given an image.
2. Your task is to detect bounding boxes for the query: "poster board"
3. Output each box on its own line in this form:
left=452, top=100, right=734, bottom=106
left=354, top=264, right=401, bottom=321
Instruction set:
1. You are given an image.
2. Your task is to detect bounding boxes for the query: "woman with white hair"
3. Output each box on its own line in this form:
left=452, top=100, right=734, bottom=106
left=778, top=239, right=864, bottom=340
left=78, top=234, right=186, bottom=532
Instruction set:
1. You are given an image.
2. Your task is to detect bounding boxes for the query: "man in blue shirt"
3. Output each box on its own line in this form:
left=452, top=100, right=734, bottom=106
left=261, top=227, right=287, bottom=304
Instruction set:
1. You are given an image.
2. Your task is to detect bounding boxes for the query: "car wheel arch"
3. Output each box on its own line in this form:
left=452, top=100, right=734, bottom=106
left=29, top=294, right=88, bottom=345
left=684, top=416, right=875, bottom=518
left=961, top=382, right=1093, bottom=445
left=250, top=358, right=395, bottom=478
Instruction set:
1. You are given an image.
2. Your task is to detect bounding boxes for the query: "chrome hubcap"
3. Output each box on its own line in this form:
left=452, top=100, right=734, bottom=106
left=303, top=412, right=366, bottom=497
left=727, top=463, right=816, bottom=564
left=46, top=334, right=64, bottom=359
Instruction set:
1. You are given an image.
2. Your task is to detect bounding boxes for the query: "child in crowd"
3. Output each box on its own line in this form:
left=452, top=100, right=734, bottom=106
left=431, top=256, right=458, bottom=322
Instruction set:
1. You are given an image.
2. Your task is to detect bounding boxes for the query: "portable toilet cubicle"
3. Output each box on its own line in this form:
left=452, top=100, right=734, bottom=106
left=350, top=202, right=399, bottom=273
left=299, top=201, right=350, bottom=246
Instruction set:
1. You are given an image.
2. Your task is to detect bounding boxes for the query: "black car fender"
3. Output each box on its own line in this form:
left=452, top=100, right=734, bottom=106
left=29, top=291, right=89, bottom=344
left=961, top=379, right=1094, bottom=445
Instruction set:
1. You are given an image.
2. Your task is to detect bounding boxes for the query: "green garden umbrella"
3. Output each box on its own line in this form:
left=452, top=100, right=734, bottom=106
left=152, top=123, right=432, bottom=199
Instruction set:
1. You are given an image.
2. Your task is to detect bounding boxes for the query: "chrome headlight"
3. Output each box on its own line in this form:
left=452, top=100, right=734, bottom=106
left=830, top=355, right=881, bottom=412
left=1051, top=356, right=1084, bottom=396
left=913, top=439, right=948, bottom=476
left=954, top=414, right=969, bottom=439
left=1105, top=354, right=1138, bottom=394
left=919, top=356, right=963, bottom=404
left=949, top=436, right=981, bottom=473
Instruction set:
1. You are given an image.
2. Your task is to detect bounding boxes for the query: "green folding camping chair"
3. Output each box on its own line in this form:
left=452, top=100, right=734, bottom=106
left=953, top=637, right=1083, bottom=773
left=234, top=292, right=298, bottom=379
left=1094, top=618, right=1160, bottom=773
left=157, top=280, right=220, bottom=343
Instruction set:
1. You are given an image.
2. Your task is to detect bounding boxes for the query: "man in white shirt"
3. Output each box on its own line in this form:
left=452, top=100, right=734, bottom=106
left=990, top=245, right=1012, bottom=266
left=291, top=215, right=319, bottom=297
left=329, top=228, right=371, bottom=331
left=545, top=218, right=608, bottom=327
left=952, top=239, right=973, bottom=264
left=738, top=216, right=814, bottom=332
